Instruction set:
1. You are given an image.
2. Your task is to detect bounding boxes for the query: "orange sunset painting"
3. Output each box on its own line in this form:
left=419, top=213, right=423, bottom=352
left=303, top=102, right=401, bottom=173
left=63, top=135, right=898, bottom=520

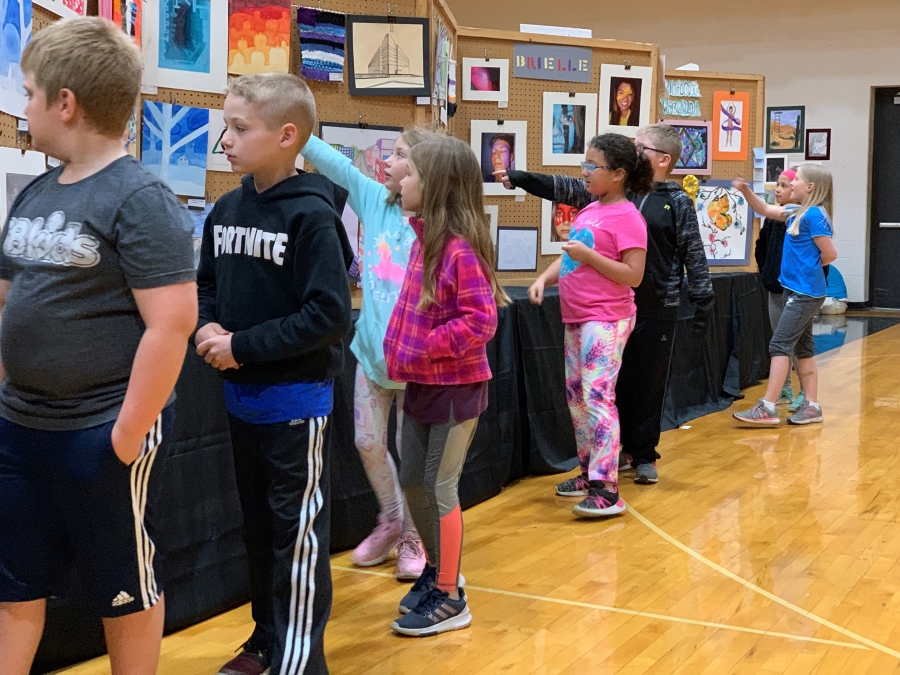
left=228, top=0, right=292, bottom=74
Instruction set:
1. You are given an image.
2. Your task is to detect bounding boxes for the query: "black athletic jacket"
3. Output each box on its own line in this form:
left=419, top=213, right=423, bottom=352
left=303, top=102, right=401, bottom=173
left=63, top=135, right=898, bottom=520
left=197, top=171, right=353, bottom=384
left=755, top=217, right=787, bottom=294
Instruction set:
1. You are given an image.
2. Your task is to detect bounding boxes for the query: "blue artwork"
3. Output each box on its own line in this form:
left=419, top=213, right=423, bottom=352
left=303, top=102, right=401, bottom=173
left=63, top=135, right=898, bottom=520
left=158, top=0, right=211, bottom=74
left=141, top=101, right=210, bottom=197
left=0, top=0, right=32, bottom=117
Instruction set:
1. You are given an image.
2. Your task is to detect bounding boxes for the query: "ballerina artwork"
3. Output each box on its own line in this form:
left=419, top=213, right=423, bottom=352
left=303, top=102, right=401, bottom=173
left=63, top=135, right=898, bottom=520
left=712, top=91, right=751, bottom=161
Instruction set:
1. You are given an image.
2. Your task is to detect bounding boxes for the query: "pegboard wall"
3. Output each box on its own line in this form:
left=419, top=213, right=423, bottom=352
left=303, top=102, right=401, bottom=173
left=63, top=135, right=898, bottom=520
left=453, top=28, right=658, bottom=282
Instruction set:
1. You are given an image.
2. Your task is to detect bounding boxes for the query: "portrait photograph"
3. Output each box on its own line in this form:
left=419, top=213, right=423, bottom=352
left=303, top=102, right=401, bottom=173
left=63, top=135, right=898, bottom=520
left=598, top=64, right=652, bottom=138
left=541, top=199, right=581, bottom=255
left=542, top=91, right=597, bottom=166
left=470, top=120, right=527, bottom=196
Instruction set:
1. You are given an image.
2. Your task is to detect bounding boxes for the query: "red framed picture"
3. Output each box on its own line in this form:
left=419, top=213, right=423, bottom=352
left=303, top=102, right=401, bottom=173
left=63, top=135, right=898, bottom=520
left=805, top=128, right=831, bottom=161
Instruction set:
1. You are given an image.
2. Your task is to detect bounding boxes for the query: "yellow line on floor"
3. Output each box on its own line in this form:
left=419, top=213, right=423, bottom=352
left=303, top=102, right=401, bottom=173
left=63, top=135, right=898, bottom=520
left=331, top=565, right=868, bottom=650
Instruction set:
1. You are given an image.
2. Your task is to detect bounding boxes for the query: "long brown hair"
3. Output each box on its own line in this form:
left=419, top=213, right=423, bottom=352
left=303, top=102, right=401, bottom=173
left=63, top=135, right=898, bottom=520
left=385, top=127, right=434, bottom=207
left=409, top=136, right=510, bottom=310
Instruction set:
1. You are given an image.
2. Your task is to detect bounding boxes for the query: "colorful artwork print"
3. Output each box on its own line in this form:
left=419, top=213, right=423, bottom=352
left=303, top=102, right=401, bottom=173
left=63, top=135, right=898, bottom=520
left=297, top=7, right=345, bottom=82
left=471, top=66, right=500, bottom=91
left=228, top=0, right=291, bottom=75
left=712, top=91, right=751, bottom=161
left=461, top=58, right=509, bottom=103
left=543, top=92, right=597, bottom=167
left=541, top=199, right=580, bottom=255
left=0, top=0, right=32, bottom=118
left=158, top=0, right=211, bottom=74
left=696, top=181, right=752, bottom=265
left=34, top=0, right=85, bottom=18
left=347, top=16, right=429, bottom=96
left=141, top=101, right=210, bottom=197
left=665, top=120, right=712, bottom=176
left=766, top=106, right=805, bottom=153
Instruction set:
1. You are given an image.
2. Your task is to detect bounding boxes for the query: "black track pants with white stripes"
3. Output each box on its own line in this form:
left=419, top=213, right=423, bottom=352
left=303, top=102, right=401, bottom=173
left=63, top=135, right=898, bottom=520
left=229, top=415, right=332, bottom=675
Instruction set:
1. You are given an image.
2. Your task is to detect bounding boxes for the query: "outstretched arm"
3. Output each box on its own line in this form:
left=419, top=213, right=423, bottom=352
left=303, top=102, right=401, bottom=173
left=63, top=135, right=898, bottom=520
left=495, top=169, right=594, bottom=209
left=302, top=134, right=388, bottom=218
left=734, top=178, right=786, bottom=221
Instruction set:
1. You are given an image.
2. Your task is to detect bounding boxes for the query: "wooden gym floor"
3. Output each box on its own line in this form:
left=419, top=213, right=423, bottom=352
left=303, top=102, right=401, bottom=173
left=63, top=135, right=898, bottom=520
left=59, top=316, right=900, bottom=674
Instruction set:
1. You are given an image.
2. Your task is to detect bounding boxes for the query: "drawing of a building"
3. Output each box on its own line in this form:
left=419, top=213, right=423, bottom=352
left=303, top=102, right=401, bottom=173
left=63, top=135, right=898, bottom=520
left=367, top=34, right=411, bottom=76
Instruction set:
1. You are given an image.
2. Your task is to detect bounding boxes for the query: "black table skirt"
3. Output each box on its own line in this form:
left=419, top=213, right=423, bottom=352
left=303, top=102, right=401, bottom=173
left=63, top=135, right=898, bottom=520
left=33, top=272, right=769, bottom=673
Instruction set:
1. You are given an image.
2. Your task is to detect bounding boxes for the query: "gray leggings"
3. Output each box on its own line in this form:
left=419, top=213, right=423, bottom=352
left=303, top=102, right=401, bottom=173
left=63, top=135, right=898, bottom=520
left=768, top=292, right=800, bottom=389
left=769, top=290, right=824, bottom=361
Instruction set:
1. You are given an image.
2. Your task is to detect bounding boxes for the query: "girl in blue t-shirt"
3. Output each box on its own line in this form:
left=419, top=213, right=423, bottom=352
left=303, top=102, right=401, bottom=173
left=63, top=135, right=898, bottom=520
left=732, top=165, right=837, bottom=426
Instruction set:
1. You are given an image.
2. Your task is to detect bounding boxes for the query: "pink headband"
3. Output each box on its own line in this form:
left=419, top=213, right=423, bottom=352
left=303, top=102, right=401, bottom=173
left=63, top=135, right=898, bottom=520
left=780, top=169, right=797, bottom=181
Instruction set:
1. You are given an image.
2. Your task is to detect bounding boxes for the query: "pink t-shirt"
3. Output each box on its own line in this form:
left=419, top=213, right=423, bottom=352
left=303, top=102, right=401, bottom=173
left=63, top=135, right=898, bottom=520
left=558, top=200, right=648, bottom=323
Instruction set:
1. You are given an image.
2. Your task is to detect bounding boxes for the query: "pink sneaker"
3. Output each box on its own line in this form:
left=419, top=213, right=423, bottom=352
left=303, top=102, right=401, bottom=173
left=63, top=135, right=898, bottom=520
left=395, top=532, right=427, bottom=581
left=351, top=515, right=402, bottom=567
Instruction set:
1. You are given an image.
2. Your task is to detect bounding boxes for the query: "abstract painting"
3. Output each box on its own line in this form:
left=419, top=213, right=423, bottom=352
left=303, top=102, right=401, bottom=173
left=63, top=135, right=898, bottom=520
left=141, top=101, right=209, bottom=197
left=0, top=0, right=32, bottom=118
left=712, top=91, right=751, bottom=161
left=228, top=0, right=291, bottom=75
left=142, top=0, right=227, bottom=93
left=297, top=7, right=345, bottom=82
left=695, top=180, right=752, bottom=266
left=665, top=120, right=712, bottom=176
left=347, top=16, right=429, bottom=97
left=0, top=147, right=46, bottom=217
left=471, top=119, right=527, bottom=197
left=766, top=106, right=805, bottom=153
left=461, top=57, right=509, bottom=103
left=806, top=127, right=830, bottom=160
left=99, top=0, right=141, bottom=44
left=542, top=92, right=597, bottom=166
left=33, top=0, right=85, bottom=20
left=598, top=64, right=652, bottom=138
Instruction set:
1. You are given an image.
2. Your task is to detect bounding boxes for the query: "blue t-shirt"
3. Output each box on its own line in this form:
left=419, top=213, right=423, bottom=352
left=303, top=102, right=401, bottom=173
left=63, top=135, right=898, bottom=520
left=779, top=206, right=832, bottom=298
left=224, top=380, right=334, bottom=425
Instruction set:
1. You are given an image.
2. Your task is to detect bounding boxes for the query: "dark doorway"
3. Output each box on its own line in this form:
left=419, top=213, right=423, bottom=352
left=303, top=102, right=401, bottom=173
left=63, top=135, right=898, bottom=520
left=870, top=87, right=900, bottom=308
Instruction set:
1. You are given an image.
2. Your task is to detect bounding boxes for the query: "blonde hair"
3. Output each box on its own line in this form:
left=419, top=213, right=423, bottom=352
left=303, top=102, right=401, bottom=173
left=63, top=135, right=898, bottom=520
left=637, top=123, right=682, bottom=175
left=21, top=17, right=141, bottom=137
left=409, top=136, right=510, bottom=310
left=788, top=164, right=833, bottom=236
left=385, top=126, right=435, bottom=207
left=226, top=73, right=317, bottom=146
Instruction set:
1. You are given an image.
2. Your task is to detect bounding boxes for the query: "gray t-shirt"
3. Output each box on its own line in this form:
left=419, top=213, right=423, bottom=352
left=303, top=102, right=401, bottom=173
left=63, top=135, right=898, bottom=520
left=0, top=156, right=195, bottom=431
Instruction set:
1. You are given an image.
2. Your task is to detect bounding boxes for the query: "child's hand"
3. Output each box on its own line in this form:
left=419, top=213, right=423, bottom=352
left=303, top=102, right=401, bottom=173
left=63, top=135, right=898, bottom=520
left=492, top=170, right=515, bottom=190
left=528, top=278, right=545, bottom=305
left=195, top=322, right=229, bottom=348
left=197, top=333, right=240, bottom=370
left=561, top=240, right=592, bottom=263
left=732, top=177, right=749, bottom=192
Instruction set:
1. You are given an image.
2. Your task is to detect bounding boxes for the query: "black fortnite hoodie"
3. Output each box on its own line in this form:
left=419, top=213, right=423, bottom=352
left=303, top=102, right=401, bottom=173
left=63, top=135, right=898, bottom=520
left=197, top=171, right=353, bottom=385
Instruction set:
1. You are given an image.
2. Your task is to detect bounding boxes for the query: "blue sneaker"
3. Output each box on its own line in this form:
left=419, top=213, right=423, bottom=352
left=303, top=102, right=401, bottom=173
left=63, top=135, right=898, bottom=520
left=789, top=391, right=806, bottom=413
left=398, top=565, right=465, bottom=614
left=391, top=587, right=472, bottom=637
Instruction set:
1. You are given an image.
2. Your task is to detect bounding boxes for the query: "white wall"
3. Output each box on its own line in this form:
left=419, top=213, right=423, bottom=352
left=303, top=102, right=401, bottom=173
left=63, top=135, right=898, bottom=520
left=448, top=0, right=900, bottom=301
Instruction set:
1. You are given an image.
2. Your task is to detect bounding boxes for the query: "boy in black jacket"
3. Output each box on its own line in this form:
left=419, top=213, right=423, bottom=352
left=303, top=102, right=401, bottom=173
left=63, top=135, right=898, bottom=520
left=196, top=74, right=352, bottom=675
left=495, top=124, right=714, bottom=486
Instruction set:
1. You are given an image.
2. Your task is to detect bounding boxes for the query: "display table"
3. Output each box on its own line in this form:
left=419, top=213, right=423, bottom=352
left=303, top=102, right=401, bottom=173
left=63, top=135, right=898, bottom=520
left=33, top=272, right=770, bottom=673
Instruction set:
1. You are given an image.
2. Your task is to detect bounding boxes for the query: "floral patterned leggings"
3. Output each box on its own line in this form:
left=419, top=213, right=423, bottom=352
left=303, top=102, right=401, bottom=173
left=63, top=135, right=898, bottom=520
left=564, top=317, right=635, bottom=486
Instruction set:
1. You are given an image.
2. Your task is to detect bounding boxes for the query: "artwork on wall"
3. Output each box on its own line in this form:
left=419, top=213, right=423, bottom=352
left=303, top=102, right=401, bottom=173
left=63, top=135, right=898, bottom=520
left=470, top=119, right=527, bottom=197
left=765, top=156, right=786, bottom=182
left=346, top=16, right=430, bottom=97
left=141, top=101, right=210, bottom=197
left=228, top=0, right=292, bottom=75
left=124, top=107, right=139, bottom=157
left=297, top=7, right=346, bottom=82
left=142, top=0, right=228, bottom=94
left=696, top=179, right=752, bottom=266
left=461, top=57, right=509, bottom=103
left=664, top=119, right=712, bottom=176
left=33, top=0, right=85, bottom=20
left=766, top=105, right=805, bottom=154
left=206, top=109, right=232, bottom=172
left=712, top=90, right=751, bottom=161
left=432, top=23, right=451, bottom=102
left=99, top=0, right=141, bottom=44
left=660, top=79, right=702, bottom=117
left=496, top=227, right=538, bottom=272
left=806, top=128, right=830, bottom=160
left=0, top=148, right=46, bottom=217
left=598, top=64, right=652, bottom=138
left=542, top=92, right=597, bottom=167
left=541, top=199, right=581, bottom=255
left=0, top=0, right=32, bottom=118
left=484, top=204, right=498, bottom=245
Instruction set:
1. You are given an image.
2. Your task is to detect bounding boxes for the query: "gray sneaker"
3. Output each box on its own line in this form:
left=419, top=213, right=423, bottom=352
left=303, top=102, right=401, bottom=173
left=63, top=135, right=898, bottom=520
left=634, top=463, right=658, bottom=484
left=398, top=566, right=466, bottom=614
left=733, top=400, right=780, bottom=425
left=788, top=400, right=823, bottom=425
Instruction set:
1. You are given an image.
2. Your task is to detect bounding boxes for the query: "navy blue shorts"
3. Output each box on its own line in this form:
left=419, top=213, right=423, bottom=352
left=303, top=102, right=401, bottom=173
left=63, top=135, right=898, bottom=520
left=0, top=407, right=172, bottom=617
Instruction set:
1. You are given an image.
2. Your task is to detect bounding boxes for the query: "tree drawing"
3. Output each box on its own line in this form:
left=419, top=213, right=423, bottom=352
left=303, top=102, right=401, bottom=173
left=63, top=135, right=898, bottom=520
left=141, top=101, right=209, bottom=196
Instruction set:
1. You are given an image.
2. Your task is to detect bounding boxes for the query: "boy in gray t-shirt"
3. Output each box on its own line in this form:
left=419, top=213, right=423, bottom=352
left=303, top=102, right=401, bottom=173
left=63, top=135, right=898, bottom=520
left=0, top=19, right=197, bottom=673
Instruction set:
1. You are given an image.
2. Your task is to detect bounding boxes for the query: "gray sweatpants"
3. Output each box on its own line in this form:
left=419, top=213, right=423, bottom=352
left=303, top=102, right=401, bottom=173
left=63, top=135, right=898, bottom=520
left=769, top=290, right=824, bottom=360
left=768, top=292, right=801, bottom=390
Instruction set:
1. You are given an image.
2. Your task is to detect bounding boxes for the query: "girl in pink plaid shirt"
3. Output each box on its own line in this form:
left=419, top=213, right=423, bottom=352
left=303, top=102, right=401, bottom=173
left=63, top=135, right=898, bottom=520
left=384, top=136, right=509, bottom=637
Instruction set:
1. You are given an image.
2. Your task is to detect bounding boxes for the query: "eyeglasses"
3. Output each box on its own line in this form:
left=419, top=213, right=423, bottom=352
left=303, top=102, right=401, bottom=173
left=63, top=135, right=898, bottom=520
left=580, top=161, right=611, bottom=173
left=635, top=143, right=668, bottom=156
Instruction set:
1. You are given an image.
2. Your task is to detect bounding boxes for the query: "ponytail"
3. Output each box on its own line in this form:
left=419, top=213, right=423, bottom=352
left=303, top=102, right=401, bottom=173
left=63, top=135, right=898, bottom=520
left=626, top=152, right=654, bottom=195
left=587, top=133, right=654, bottom=196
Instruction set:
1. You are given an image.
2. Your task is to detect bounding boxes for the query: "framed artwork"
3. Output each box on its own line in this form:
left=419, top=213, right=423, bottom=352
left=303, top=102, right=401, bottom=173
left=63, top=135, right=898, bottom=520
left=496, top=227, right=538, bottom=272
left=461, top=58, right=509, bottom=103
left=598, top=64, right=653, bottom=138
left=33, top=0, right=86, bottom=20
left=696, top=179, right=752, bottom=266
left=712, top=91, right=751, bottom=161
left=0, top=148, right=46, bottom=217
left=484, top=204, right=499, bottom=245
left=0, top=0, right=31, bottom=118
left=346, top=16, right=430, bottom=97
left=664, top=119, right=712, bottom=176
left=765, top=156, right=786, bottom=182
left=766, top=105, right=805, bottom=153
left=806, top=128, right=831, bottom=160
left=470, top=120, right=527, bottom=196
left=541, top=199, right=581, bottom=255
left=227, top=0, right=292, bottom=75
left=142, top=0, right=228, bottom=94
left=542, top=92, right=597, bottom=166
left=141, top=101, right=210, bottom=197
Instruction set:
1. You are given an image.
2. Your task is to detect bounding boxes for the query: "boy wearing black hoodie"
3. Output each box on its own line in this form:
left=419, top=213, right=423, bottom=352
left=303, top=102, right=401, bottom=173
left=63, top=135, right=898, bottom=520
left=196, top=74, right=352, bottom=675
left=495, top=123, right=714, bottom=487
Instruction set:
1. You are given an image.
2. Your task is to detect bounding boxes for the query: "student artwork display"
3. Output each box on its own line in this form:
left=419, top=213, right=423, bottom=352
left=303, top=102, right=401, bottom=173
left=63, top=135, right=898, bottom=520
left=142, top=0, right=228, bottom=94
left=696, top=180, right=752, bottom=266
left=99, top=0, right=141, bottom=44
left=660, top=78, right=702, bottom=117
left=765, top=156, right=785, bottom=182
left=541, top=199, right=581, bottom=255
left=512, top=44, right=591, bottom=84
left=766, top=105, right=805, bottom=153
left=346, top=16, right=430, bottom=97
left=496, top=227, right=538, bottom=272
left=0, top=0, right=32, bottom=118
left=461, top=57, right=509, bottom=103
left=227, top=0, right=292, bottom=74
left=0, top=147, right=46, bottom=217
left=665, top=120, right=712, bottom=176
left=712, top=90, right=751, bottom=161
left=484, top=204, right=498, bottom=245
left=297, top=6, right=345, bottom=82
left=206, top=108, right=304, bottom=172
left=141, top=101, right=210, bottom=197
left=470, top=119, right=527, bottom=197
left=806, top=128, right=830, bottom=160
left=542, top=92, right=597, bottom=166
left=33, top=0, right=85, bottom=20
left=598, top=64, right=652, bottom=138
left=432, top=23, right=450, bottom=101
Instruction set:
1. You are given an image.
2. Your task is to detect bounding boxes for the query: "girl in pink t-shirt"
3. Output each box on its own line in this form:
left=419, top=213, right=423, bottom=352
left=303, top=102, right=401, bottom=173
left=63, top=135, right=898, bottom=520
left=529, top=134, right=652, bottom=518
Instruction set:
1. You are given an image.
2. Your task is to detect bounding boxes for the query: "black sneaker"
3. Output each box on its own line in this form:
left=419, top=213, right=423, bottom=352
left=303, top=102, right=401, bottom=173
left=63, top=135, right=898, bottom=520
left=391, top=587, right=472, bottom=637
left=218, top=638, right=271, bottom=675
left=398, top=565, right=467, bottom=614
